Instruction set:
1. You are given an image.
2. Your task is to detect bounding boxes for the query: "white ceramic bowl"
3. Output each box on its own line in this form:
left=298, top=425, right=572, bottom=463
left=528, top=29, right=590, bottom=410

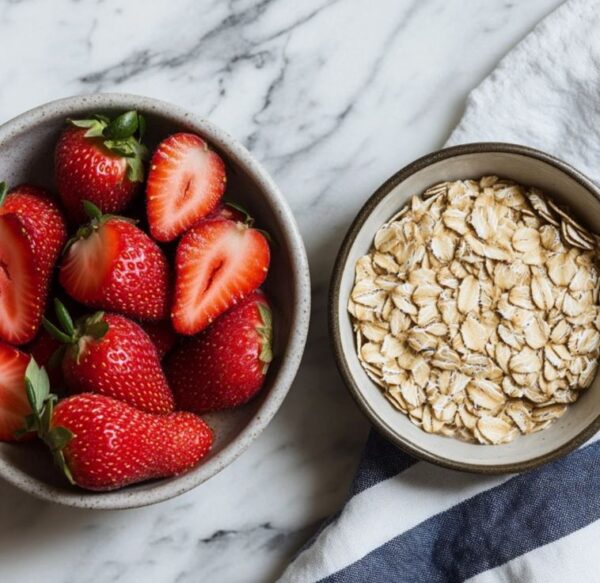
left=331, top=143, right=600, bottom=473
left=0, top=93, right=311, bottom=508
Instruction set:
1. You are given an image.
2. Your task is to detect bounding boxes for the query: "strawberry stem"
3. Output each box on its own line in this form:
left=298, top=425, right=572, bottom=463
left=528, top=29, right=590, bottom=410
left=0, top=182, right=7, bottom=207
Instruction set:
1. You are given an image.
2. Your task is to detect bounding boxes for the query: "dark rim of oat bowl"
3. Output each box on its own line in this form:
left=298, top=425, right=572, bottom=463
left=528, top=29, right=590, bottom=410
left=329, top=142, right=600, bottom=474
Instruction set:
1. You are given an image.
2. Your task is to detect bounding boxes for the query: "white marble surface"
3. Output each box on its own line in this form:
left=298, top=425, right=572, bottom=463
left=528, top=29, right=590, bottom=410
left=0, top=0, right=564, bottom=581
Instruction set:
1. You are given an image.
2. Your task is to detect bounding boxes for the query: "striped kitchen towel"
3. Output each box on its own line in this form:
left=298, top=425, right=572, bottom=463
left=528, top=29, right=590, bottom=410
left=280, top=0, right=600, bottom=581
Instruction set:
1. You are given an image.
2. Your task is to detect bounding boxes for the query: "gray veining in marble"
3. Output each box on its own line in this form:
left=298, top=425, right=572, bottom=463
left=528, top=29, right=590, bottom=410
left=0, top=0, right=564, bottom=581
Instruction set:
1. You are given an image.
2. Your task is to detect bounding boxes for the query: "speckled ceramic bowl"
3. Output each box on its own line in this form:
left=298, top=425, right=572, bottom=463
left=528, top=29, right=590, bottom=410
left=0, top=93, right=310, bottom=508
left=331, top=143, right=600, bottom=473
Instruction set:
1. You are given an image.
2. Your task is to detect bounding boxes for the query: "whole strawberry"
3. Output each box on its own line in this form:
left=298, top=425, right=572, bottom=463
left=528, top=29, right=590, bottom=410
left=166, top=291, right=273, bottom=413
left=0, top=183, right=67, bottom=344
left=55, top=111, right=148, bottom=222
left=0, top=343, right=35, bottom=441
left=23, top=387, right=213, bottom=491
left=172, top=218, right=270, bottom=334
left=43, top=299, right=174, bottom=414
left=59, top=201, right=170, bottom=321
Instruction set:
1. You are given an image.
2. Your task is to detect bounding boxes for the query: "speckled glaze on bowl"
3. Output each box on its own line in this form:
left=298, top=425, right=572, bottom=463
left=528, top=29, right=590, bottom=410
left=330, top=143, right=600, bottom=474
left=0, top=93, right=310, bottom=509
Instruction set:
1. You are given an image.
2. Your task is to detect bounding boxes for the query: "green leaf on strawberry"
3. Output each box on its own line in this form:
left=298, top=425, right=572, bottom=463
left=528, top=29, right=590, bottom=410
left=103, top=110, right=139, bottom=140
left=53, top=297, right=75, bottom=337
left=67, top=110, right=148, bottom=182
left=0, top=181, right=7, bottom=206
left=16, top=356, right=75, bottom=483
left=70, top=118, right=106, bottom=138
left=257, top=303, right=273, bottom=371
left=82, top=200, right=103, bottom=221
left=43, top=299, right=110, bottom=362
left=25, top=358, right=50, bottom=415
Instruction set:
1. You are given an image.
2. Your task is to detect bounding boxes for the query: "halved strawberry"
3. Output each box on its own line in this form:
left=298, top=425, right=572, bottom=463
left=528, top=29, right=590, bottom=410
left=0, top=343, right=32, bottom=441
left=0, top=215, right=37, bottom=344
left=0, top=184, right=67, bottom=345
left=146, top=133, right=226, bottom=242
left=172, top=219, right=270, bottom=334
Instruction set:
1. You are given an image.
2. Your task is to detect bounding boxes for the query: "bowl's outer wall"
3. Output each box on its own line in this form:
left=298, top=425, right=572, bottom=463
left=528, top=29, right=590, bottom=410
left=331, top=143, right=600, bottom=473
left=0, top=94, right=310, bottom=508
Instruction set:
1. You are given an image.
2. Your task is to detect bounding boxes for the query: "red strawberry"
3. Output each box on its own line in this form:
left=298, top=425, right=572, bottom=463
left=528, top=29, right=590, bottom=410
left=59, top=202, right=169, bottom=321
left=0, top=343, right=33, bottom=441
left=138, top=320, right=176, bottom=360
left=0, top=183, right=67, bottom=345
left=172, top=219, right=270, bottom=334
left=43, top=301, right=174, bottom=414
left=146, top=133, right=226, bottom=242
left=26, top=390, right=212, bottom=491
left=167, top=291, right=273, bottom=413
left=55, top=111, right=148, bottom=222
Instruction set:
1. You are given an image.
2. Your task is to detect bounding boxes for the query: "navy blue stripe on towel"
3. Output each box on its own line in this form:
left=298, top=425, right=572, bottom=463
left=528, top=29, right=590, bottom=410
left=350, top=431, right=416, bottom=496
left=320, top=439, right=600, bottom=583
left=297, top=432, right=416, bottom=558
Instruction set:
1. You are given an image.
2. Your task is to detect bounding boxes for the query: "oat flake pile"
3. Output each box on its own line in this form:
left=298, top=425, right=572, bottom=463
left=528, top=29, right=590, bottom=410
left=348, top=176, right=600, bottom=444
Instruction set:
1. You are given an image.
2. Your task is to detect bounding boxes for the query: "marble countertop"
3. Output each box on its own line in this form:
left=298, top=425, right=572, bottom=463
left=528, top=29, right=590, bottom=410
left=1, top=0, right=564, bottom=581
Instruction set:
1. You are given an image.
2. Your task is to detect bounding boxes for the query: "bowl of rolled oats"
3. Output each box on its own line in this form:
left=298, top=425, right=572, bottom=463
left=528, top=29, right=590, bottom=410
left=330, top=143, right=600, bottom=473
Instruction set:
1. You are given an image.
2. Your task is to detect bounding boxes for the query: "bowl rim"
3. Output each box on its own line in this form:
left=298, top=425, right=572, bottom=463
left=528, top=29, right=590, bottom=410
left=329, top=141, right=600, bottom=474
left=0, top=92, right=311, bottom=508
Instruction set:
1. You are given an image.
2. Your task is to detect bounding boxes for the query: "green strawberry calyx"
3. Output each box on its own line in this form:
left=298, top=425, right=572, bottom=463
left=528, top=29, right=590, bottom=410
left=42, top=298, right=109, bottom=364
left=0, top=181, right=8, bottom=207
left=15, top=358, right=75, bottom=485
left=68, top=110, right=148, bottom=182
left=256, top=302, right=273, bottom=374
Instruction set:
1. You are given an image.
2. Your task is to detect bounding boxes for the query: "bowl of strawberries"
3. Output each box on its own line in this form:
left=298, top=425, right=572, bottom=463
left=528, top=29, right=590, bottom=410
left=0, top=93, right=310, bottom=509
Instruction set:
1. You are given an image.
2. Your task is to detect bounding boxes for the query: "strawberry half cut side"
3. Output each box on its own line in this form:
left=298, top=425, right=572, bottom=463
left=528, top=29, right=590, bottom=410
left=172, top=219, right=270, bottom=335
left=0, top=343, right=33, bottom=441
left=0, top=214, right=39, bottom=344
left=146, top=133, right=226, bottom=242
left=0, top=182, right=67, bottom=345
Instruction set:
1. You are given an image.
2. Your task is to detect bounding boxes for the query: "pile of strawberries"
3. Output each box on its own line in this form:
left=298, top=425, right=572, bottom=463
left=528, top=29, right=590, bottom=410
left=0, top=111, right=273, bottom=491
